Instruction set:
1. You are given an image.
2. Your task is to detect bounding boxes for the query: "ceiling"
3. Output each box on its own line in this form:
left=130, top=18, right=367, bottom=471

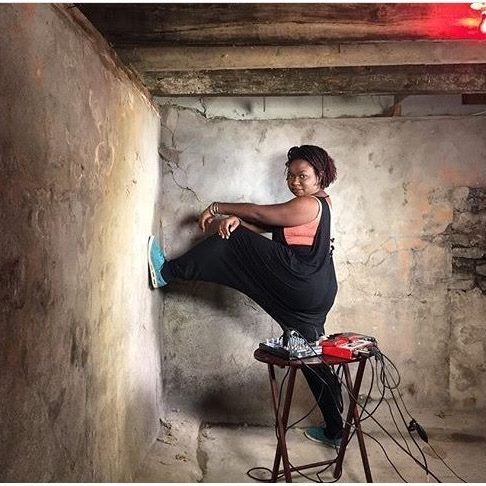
left=77, top=3, right=486, bottom=96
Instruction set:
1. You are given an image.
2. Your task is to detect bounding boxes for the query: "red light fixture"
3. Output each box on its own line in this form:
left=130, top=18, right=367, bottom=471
left=471, top=2, right=486, bottom=33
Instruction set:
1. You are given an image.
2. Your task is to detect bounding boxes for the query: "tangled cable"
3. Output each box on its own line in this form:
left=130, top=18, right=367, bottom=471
left=247, top=330, right=467, bottom=483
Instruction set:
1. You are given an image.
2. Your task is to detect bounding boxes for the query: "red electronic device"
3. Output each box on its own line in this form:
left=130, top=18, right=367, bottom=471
left=320, top=332, right=377, bottom=359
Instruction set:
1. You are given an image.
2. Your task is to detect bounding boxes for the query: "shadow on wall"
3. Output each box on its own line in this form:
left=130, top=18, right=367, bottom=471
left=161, top=276, right=282, bottom=423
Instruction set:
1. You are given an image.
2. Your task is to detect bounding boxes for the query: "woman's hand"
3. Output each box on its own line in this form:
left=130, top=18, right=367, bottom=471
left=199, top=206, right=215, bottom=232
left=215, top=216, right=240, bottom=239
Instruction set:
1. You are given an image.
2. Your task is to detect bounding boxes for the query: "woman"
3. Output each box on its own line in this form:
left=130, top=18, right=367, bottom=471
left=148, top=145, right=343, bottom=447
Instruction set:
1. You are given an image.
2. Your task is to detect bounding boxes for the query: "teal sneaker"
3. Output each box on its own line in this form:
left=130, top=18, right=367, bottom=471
left=304, top=427, right=342, bottom=449
left=148, top=236, right=167, bottom=288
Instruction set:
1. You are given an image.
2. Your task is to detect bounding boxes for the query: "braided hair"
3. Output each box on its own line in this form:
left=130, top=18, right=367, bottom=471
left=286, top=145, right=337, bottom=188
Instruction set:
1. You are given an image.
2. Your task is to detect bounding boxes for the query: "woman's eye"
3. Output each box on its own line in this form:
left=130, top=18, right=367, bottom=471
left=300, top=175, right=307, bottom=179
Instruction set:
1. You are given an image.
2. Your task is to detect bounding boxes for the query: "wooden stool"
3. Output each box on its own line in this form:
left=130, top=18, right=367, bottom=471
left=254, top=348, right=373, bottom=482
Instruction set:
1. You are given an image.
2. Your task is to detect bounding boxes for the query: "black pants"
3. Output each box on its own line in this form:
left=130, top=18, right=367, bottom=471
left=161, top=227, right=343, bottom=436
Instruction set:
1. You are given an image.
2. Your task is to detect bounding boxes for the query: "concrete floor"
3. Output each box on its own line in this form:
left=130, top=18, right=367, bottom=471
left=135, top=408, right=486, bottom=482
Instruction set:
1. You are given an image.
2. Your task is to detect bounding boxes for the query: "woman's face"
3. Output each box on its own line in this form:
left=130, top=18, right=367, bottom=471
left=286, top=159, right=321, bottom=197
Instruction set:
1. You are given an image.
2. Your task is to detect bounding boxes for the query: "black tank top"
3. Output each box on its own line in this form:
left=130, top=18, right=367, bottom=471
left=271, top=196, right=333, bottom=272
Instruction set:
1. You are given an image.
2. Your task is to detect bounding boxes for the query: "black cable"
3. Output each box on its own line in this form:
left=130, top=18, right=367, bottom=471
left=283, top=329, right=347, bottom=441
left=259, top=330, right=347, bottom=482
left=352, top=351, right=435, bottom=480
left=426, top=442, right=467, bottom=483
left=316, top=461, right=341, bottom=483
left=302, top=354, right=405, bottom=484
left=288, top=333, right=426, bottom=482
left=276, top=367, right=290, bottom=424
left=246, top=466, right=277, bottom=482
left=372, top=353, right=414, bottom=457
left=247, top=366, right=290, bottom=482
left=330, top=354, right=376, bottom=454
left=273, top=363, right=340, bottom=484
left=299, top=362, right=405, bottom=484
left=382, top=359, right=465, bottom=484
left=347, top=364, right=442, bottom=482
left=290, top=329, right=349, bottom=427
left=299, top=342, right=443, bottom=482
left=379, top=350, right=468, bottom=484
left=359, top=356, right=387, bottom=423
left=361, top=430, right=408, bottom=482
left=251, top=331, right=458, bottom=484
left=379, top=353, right=429, bottom=475
left=285, top=386, right=321, bottom=431
left=377, top=351, right=401, bottom=391
left=248, top=331, right=360, bottom=482
left=273, top=363, right=333, bottom=483
left=377, top=355, right=413, bottom=456
left=289, top=330, right=376, bottom=461
left=299, top=359, right=350, bottom=454
left=359, top=355, right=375, bottom=417
left=287, top=458, right=323, bottom=483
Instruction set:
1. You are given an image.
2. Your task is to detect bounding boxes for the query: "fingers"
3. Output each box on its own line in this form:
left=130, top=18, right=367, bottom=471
left=218, top=218, right=239, bottom=239
left=198, top=213, right=205, bottom=231
left=217, top=221, right=229, bottom=239
left=200, top=214, right=214, bottom=232
left=199, top=207, right=213, bottom=232
left=218, top=225, right=229, bottom=239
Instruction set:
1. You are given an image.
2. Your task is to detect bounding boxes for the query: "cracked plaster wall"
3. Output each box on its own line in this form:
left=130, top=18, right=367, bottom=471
left=1, top=5, right=164, bottom=481
left=158, top=102, right=486, bottom=423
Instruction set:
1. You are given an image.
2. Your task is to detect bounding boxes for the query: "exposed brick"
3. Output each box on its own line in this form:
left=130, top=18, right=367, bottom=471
left=451, top=211, right=486, bottom=234
left=478, top=277, right=486, bottom=293
left=449, top=234, right=474, bottom=247
left=477, top=264, right=486, bottom=277
left=453, top=258, right=477, bottom=273
left=452, top=247, right=486, bottom=259
left=467, top=188, right=486, bottom=214
left=448, top=278, right=476, bottom=291
left=447, top=188, right=486, bottom=291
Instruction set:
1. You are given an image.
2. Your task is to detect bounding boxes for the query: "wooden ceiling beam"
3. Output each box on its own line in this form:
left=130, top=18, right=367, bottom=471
left=77, top=3, right=485, bottom=45
left=118, top=41, right=486, bottom=72
left=143, top=64, right=486, bottom=97
left=77, top=4, right=486, bottom=96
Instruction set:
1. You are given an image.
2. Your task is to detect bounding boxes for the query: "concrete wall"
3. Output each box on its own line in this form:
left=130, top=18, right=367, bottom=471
left=0, top=5, right=163, bottom=481
left=157, top=100, right=486, bottom=423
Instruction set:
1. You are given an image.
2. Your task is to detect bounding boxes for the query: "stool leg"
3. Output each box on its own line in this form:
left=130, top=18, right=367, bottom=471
left=334, top=360, right=372, bottom=482
left=268, top=364, right=296, bottom=482
left=345, top=363, right=373, bottom=482
left=279, top=368, right=297, bottom=479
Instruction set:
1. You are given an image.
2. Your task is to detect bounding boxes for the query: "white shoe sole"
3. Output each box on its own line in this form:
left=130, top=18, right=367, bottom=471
left=148, top=235, right=159, bottom=288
